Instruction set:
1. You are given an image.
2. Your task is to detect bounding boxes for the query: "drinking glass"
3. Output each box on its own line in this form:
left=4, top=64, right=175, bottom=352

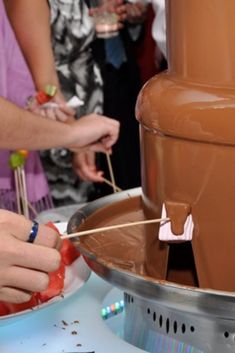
left=90, top=0, right=119, bottom=38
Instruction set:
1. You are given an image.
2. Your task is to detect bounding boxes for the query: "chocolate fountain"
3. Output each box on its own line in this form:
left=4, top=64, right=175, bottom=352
left=137, top=0, right=235, bottom=293
left=68, top=1, right=235, bottom=352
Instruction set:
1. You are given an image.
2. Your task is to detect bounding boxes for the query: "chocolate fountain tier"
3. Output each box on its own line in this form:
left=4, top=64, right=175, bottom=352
left=136, top=0, right=235, bottom=293
left=68, top=189, right=235, bottom=353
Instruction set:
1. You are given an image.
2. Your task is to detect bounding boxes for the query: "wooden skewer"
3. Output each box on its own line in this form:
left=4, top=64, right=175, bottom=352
left=20, top=167, right=29, bottom=218
left=17, top=168, right=26, bottom=215
left=106, top=152, right=117, bottom=193
left=20, top=196, right=38, bottom=217
left=17, top=167, right=27, bottom=218
left=61, top=217, right=170, bottom=240
left=26, top=201, right=38, bottom=217
left=14, top=169, right=21, bottom=215
left=102, top=177, right=122, bottom=193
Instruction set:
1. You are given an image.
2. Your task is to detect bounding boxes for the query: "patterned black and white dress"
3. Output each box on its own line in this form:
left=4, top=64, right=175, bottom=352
left=41, top=0, right=103, bottom=206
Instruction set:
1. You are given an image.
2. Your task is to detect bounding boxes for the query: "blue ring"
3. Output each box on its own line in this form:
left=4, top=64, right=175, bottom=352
left=27, top=221, right=39, bottom=243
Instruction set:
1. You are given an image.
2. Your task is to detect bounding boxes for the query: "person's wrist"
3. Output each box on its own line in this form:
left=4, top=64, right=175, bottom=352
left=62, top=123, right=80, bottom=149
left=26, top=84, right=57, bottom=108
left=36, top=84, right=57, bottom=104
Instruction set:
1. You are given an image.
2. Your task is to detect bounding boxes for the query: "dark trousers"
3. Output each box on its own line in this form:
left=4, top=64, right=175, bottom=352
left=91, top=33, right=142, bottom=197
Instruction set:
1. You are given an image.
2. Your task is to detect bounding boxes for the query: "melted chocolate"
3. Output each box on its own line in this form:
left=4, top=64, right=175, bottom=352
left=165, top=201, right=190, bottom=235
left=74, top=196, right=197, bottom=287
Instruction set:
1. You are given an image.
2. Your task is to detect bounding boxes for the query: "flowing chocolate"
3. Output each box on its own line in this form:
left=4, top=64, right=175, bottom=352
left=165, top=201, right=190, bottom=235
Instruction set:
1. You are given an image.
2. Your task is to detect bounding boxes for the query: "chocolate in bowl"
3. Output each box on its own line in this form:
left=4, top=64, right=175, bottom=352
left=68, top=190, right=198, bottom=288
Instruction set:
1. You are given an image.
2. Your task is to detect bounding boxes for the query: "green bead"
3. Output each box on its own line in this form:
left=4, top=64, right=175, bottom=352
left=9, top=152, right=25, bottom=169
left=44, top=85, right=57, bottom=97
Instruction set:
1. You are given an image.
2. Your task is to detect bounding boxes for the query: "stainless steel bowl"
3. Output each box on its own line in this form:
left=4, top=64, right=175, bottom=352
left=68, top=188, right=235, bottom=353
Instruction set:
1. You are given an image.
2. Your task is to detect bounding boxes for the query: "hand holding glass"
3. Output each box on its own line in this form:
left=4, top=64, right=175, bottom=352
left=90, top=0, right=120, bottom=38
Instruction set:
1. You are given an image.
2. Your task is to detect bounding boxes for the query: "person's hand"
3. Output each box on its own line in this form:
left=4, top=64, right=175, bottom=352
left=89, top=0, right=126, bottom=28
left=68, top=114, right=120, bottom=154
left=0, top=210, right=62, bottom=304
left=72, top=150, right=104, bottom=182
left=89, top=0, right=147, bottom=24
left=124, top=1, right=147, bottom=24
left=38, top=93, right=76, bottom=122
left=27, top=91, right=76, bottom=123
left=113, top=0, right=130, bottom=22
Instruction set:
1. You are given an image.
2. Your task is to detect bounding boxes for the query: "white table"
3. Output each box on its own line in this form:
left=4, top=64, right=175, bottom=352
left=0, top=272, right=145, bottom=353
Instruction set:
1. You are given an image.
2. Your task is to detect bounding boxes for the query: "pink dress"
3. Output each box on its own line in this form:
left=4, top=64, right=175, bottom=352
left=0, top=0, right=53, bottom=217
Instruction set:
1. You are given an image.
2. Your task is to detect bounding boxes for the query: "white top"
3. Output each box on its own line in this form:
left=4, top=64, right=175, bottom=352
left=151, top=0, right=166, bottom=58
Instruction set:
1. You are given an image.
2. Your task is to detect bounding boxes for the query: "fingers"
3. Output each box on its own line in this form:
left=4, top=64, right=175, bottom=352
left=2, top=266, right=50, bottom=293
left=53, top=92, right=76, bottom=118
left=49, top=105, right=75, bottom=122
left=83, top=133, right=116, bottom=153
left=88, top=142, right=112, bottom=154
left=0, top=211, right=63, bottom=304
left=115, top=3, right=127, bottom=19
left=0, top=210, right=62, bottom=249
left=39, top=106, right=75, bottom=122
left=44, top=108, right=57, bottom=120
left=27, top=90, right=76, bottom=122
left=77, top=166, right=103, bottom=182
left=98, top=116, right=120, bottom=148
left=125, top=2, right=147, bottom=23
left=72, top=151, right=104, bottom=182
left=29, top=106, right=47, bottom=117
left=0, top=287, right=32, bottom=304
left=54, top=110, right=72, bottom=122
left=58, top=104, right=76, bottom=117
left=1, top=232, right=61, bottom=272
left=69, top=114, right=120, bottom=152
left=33, top=224, right=62, bottom=250
left=15, top=241, right=61, bottom=272
left=0, top=235, right=61, bottom=303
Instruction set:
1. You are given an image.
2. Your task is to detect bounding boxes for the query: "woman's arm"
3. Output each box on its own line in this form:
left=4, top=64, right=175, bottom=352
left=0, top=97, right=120, bottom=152
left=4, top=0, right=59, bottom=91
left=4, top=0, right=75, bottom=121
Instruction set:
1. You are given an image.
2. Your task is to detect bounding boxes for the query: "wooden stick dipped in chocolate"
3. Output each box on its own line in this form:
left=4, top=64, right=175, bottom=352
left=61, top=217, right=170, bottom=240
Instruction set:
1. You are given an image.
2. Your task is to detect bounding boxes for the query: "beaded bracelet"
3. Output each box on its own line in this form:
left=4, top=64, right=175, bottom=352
left=26, top=84, right=57, bottom=107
